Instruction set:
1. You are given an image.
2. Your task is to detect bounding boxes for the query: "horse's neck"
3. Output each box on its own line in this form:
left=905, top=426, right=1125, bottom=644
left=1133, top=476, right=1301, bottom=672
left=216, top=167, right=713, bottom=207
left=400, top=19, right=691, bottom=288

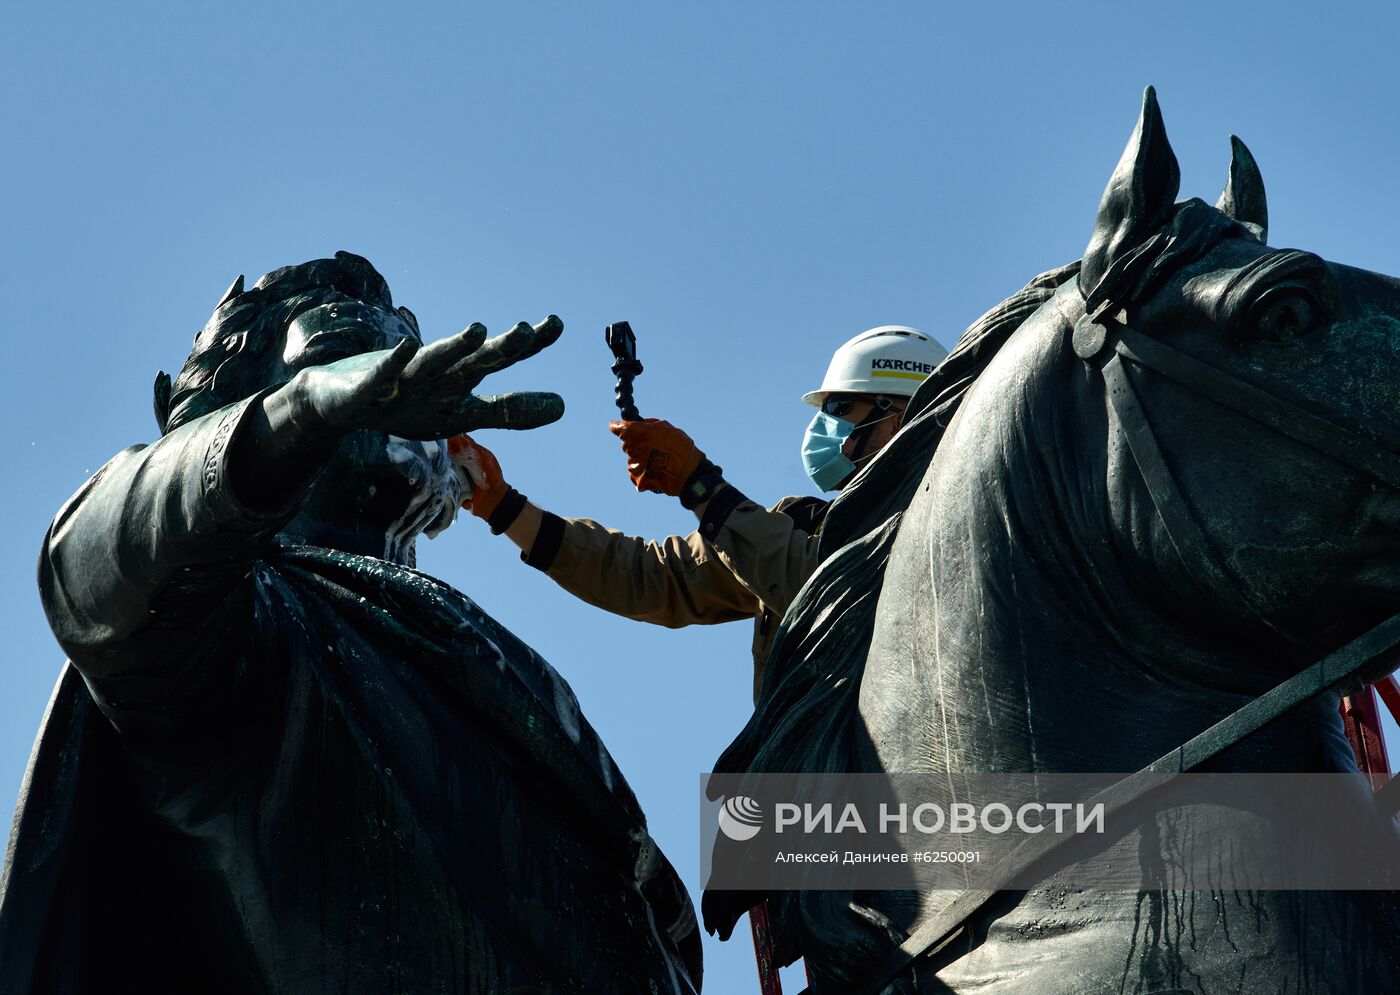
left=859, top=310, right=1352, bottom=775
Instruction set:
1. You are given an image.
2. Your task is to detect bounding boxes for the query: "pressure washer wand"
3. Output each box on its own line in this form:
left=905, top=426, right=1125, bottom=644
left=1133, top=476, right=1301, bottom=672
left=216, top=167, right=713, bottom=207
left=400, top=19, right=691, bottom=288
left=604, top=320, right=643, bottom=420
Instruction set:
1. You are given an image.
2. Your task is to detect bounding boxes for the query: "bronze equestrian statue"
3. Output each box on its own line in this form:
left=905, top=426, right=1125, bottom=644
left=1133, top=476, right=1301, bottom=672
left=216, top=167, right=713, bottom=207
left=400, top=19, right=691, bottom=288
left=709, top=89, right=1400, bottom=993
left=0, top=253, right=701, bottom=994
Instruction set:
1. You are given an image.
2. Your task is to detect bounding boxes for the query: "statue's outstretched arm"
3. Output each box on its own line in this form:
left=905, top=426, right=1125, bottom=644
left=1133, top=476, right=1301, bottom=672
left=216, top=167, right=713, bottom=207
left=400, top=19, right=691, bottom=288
left=39, top=319, right=564, bottom=684
left=231, top=317, right=565, bottom=511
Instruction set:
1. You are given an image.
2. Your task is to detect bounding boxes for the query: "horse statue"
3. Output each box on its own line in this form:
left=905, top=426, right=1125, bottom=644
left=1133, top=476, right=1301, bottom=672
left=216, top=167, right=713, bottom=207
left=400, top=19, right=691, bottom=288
left=707, top=88, right=1400, bottom=993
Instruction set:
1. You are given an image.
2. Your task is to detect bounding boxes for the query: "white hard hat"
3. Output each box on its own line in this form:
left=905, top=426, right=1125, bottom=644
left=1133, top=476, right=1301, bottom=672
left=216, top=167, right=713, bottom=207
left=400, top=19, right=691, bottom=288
left=801, top=325, right=948, bottom=407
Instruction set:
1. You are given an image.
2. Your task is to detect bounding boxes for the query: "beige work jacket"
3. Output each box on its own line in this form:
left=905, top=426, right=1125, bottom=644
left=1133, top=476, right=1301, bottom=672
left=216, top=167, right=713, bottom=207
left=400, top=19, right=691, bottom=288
left=537, top=495, right=824, bottom=701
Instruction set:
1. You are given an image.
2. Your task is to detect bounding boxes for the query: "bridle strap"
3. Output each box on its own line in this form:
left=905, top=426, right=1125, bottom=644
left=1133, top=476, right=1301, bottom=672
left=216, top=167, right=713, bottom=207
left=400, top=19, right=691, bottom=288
left=1103, top=318, right=1400, bottom=644
left=1101, top=351, right=1291, bottom=641
left=1103, top=317, right=1400, bottom=717
left=1114, top=326, right=1400, bottom=491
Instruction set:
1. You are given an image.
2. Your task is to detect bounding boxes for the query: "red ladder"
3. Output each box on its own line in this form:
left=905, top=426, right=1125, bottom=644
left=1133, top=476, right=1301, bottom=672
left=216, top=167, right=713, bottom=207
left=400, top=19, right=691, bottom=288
left=750, top=900, right=783, bottom=995
left=750, top=900, right=815, bottom=995
left=1342, top=677, right=1399, bottom=778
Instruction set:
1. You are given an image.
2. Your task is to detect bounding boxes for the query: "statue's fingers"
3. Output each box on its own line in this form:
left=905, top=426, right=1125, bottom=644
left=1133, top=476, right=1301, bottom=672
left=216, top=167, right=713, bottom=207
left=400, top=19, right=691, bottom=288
left=365, top=339, right=420, bottom=399
left=456, top=322, right=535, bottom=377
left=459, top=391, right=565, bottom=431
left=453, top=315, right=564, bottom=379
left=531, top=314, right=564, bottom=351
left=403, top=323, right=488, bottom=381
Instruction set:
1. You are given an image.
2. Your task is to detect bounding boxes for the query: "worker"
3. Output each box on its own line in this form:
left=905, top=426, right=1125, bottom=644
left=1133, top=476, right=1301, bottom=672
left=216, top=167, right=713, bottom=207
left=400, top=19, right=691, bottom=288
left=452, top=326, right=948, bottom=701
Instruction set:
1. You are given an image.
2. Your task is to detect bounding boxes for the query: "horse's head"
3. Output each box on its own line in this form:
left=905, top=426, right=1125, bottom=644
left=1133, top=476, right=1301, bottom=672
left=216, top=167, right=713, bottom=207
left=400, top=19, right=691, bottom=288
left=1069, top=88, right=1400, bottom=662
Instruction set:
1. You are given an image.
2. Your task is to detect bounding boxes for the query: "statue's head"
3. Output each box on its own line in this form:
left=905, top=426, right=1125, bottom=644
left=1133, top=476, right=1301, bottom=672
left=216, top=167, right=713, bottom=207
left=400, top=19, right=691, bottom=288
left=156, top=251, right=464, bottom=564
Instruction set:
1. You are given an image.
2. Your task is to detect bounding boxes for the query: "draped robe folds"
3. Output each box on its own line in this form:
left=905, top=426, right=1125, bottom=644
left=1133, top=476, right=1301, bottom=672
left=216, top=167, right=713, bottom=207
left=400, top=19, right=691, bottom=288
left=0, top=395, right=701, bottom=995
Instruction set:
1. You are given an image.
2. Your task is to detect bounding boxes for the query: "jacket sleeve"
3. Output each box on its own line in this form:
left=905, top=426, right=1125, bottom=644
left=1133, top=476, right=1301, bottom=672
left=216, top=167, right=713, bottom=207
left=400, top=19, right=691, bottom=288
left=694, top=492, right=823, bottom=618
left=535, top=516, right=760, bottom=628
left=39, top=392, right=301, bottom=686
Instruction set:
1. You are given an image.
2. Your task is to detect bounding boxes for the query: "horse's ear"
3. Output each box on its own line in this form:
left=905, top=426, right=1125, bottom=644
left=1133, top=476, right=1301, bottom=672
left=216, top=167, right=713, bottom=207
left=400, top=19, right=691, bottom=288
left=1215, top=135, right=1268, bottom=243
left=1082, top=86, right=1181, bottom=299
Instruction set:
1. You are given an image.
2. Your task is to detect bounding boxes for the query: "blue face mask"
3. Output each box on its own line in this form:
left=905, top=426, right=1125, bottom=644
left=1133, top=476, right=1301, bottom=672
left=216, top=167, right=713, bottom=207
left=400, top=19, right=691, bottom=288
left=801, top=411, right=857, bottom=491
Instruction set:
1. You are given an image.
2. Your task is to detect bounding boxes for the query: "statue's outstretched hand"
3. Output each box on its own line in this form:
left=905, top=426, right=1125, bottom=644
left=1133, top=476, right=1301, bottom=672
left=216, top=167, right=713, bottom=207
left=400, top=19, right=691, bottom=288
left=288, top=316, right=565, bottom=440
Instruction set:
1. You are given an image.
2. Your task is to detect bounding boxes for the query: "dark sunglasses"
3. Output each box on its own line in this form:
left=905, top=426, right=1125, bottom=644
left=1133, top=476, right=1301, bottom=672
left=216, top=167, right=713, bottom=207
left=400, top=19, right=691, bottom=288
left=822, top=395, right=904, bottom=419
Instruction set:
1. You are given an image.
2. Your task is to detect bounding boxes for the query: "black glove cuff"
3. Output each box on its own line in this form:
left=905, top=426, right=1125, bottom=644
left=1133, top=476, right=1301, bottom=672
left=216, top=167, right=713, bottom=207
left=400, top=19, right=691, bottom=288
left=487, top=488, right=528, bottom=535
left=678, top=461, right=725, bottom=511
left=698, top=484, right=748, bottom=541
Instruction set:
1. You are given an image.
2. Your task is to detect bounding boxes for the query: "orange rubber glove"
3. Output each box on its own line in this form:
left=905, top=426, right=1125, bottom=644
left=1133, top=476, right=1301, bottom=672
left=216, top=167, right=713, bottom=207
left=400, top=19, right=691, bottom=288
left=448, top=434, right=510, bottom=520
left=608, top=418, right=705, bottom=496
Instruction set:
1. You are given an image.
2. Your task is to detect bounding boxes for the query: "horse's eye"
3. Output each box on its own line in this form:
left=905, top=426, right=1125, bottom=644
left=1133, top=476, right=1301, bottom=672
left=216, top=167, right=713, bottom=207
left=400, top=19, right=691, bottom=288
left=1245, top=287, right=1322, bottom=342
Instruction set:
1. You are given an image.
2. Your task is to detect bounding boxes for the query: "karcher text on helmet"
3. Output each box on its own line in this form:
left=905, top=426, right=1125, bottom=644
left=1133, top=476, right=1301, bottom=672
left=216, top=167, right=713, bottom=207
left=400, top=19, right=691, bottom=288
left=801, top=326, right=948, bottom=407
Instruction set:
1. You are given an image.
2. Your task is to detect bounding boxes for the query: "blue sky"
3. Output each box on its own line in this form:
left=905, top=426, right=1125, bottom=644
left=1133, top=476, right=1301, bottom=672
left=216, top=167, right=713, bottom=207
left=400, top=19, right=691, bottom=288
left=4, top=3, right=1399, bottom=990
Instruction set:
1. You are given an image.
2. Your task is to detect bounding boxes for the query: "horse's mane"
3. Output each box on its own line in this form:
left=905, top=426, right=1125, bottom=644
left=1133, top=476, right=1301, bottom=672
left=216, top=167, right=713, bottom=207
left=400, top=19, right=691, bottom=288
left=703, top=260, right=1081, bottom=964
left=825, top=259, right=1083, bottom=557
left=715, top=258, right=1081, bottom=778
